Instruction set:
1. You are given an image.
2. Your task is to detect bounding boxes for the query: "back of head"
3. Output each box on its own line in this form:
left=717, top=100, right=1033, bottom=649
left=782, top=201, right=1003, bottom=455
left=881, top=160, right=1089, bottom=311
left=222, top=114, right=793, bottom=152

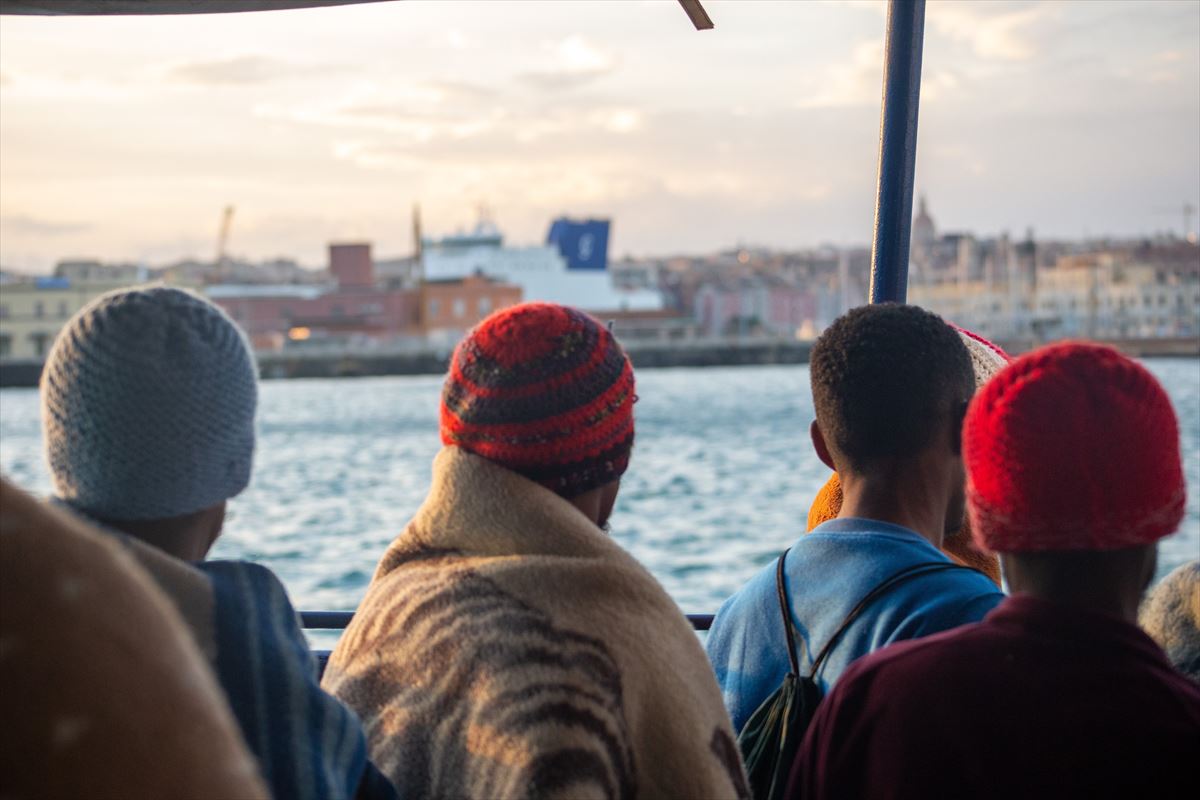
left=440, top=302, right=635, bottom=499
left=964, top=341, right=1185, bottom=555
left=40, top=286, right=258, bottom=522
left=810, top=303, right=974, bottom=473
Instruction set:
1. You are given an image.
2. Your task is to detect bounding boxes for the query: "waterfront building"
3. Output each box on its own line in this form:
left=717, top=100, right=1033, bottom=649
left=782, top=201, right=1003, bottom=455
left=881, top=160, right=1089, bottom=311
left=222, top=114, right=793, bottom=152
left=692, top=276, right=821, bottom=339
left=418, top=274, right=523, bottom=346
left=0, top=261, right=153, bottom=360
left=208, top=242, right=522, bottom=350
left=909, top=239, right=1200, bottom=341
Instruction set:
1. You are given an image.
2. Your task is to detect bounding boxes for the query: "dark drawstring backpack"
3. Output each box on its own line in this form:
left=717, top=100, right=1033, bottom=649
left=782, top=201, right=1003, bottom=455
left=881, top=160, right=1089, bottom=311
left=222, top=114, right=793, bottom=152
left=736, top=550, right=981, bottom=800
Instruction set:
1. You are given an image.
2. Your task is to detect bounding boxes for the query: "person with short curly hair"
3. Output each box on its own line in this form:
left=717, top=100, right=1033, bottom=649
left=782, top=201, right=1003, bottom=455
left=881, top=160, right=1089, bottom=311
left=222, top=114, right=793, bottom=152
left=706, top=303, right=1003, bottom=733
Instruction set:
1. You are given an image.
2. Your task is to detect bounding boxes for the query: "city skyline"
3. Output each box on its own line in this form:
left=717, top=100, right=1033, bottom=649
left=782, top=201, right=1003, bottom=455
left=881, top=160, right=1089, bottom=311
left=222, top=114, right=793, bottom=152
left=2, top=0, right=1199, bottom=273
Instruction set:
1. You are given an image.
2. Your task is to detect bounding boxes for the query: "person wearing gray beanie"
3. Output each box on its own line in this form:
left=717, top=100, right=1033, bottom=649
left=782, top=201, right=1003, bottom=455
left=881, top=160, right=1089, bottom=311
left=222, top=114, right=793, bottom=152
left=41, top=285, right=257, bottom=559
left=38, top=285, right=398, bottom=800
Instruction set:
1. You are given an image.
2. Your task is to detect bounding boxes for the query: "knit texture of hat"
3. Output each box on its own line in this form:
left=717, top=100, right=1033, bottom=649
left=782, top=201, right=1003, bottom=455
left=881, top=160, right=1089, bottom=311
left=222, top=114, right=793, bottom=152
left=41, top=286, right=258, bottom=521
left=952, top=326, right=1008, bottom=387
left=440, top=302, right=635, bottom=499
left=964, top=341, right=1185, bottom=553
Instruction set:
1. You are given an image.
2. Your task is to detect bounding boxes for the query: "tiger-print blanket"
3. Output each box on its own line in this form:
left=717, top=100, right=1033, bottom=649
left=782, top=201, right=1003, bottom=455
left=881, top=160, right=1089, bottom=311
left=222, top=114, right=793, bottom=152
left=323, top=447, right=749, bottom=799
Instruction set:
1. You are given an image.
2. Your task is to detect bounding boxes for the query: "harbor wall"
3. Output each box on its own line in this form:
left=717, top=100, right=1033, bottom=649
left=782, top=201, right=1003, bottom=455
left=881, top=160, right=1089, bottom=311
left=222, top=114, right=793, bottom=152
left=1, top=336, right=1196, bottom=388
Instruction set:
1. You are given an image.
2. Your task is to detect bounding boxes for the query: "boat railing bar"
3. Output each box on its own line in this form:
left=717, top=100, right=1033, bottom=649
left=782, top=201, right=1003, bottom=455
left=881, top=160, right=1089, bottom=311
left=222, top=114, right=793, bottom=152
left=868, top=0, right=925, bottom=305
left=301, top=611, right=714, bottom=632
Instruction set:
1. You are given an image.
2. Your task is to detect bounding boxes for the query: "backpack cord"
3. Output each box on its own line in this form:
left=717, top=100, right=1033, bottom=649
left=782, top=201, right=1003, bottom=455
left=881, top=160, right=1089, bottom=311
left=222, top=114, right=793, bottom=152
left=773, top=549, right=801, bottom=677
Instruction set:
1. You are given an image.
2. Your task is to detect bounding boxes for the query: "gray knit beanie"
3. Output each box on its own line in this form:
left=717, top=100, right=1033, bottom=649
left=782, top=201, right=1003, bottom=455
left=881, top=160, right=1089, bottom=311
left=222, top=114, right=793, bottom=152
left=41, top=286, right=258, bottom=521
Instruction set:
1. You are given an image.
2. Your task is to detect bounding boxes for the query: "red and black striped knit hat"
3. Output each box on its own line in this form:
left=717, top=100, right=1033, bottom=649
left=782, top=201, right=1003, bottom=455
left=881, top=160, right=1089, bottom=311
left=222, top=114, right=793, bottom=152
left=440, top=302, right=636, bottom=499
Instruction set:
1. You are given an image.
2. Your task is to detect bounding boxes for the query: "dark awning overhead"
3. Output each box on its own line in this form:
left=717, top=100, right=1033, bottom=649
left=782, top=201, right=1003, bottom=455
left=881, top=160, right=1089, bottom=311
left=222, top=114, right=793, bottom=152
left=0, top=0, right=712, bottom=28
left=0, top=1, right=394, bottom=14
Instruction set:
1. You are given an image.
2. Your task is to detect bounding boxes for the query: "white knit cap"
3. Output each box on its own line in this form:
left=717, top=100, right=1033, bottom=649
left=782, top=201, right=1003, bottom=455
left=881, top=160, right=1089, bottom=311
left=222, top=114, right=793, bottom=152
left=41, top=286, right=258, bottom=521
left=954, top=327, right=1009, bottom=389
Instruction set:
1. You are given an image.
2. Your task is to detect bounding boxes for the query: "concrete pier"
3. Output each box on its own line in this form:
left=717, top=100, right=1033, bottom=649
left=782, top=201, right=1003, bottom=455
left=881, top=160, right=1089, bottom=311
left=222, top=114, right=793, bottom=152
left=1, top=336, right=1195, bottom=388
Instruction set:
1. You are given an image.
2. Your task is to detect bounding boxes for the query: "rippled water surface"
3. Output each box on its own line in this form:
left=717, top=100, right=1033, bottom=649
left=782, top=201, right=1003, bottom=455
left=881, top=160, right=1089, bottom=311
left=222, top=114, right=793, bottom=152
left=3, top=361, right=1198, bottom=634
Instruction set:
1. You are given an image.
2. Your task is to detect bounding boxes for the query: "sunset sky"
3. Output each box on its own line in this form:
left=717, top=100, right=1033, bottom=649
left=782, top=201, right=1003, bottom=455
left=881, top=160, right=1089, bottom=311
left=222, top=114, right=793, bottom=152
left=1, top=0, right=1197, bottom=272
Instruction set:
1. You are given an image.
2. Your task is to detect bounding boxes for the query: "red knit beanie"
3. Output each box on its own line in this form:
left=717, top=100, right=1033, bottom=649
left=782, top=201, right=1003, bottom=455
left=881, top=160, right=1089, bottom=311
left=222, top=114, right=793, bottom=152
left=440, top=302, right=635, bottom=498
left=964, top=341, right=1185, bottom=553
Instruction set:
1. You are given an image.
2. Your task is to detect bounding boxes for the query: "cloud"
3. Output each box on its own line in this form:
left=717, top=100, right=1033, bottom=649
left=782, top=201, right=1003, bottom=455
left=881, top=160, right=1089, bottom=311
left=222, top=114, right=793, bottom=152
left=796, top=40, right=883, bottom=109
left=928, top=2, right=1049, bottom=62
left=517, top=36, right=617, bottom=91
left=0, top=214, right=90, bottom=237
left=166, top=55, right=328, bottom=86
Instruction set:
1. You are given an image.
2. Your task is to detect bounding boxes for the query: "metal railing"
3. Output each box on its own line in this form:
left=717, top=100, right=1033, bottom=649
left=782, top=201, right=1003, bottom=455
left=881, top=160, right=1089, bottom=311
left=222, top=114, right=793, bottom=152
left=302, top=611, right=714, bottom=632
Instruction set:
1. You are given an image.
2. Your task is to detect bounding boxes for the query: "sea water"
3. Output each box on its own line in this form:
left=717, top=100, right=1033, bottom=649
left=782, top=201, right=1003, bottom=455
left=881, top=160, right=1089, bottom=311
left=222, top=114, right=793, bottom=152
left=2, top=360, right=1197, bottom=634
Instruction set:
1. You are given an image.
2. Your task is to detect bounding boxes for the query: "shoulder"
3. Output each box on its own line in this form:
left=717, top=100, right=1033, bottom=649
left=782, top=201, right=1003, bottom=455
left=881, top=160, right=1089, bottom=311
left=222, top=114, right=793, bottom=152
left=709, top=558, right=781, bottom=630
left=194, top=560, right=309, bottom=651
left=198, top=559, right=291, bottom=597
left=886, top=563, right=1004, bottom=627
left=823, top=623, right=988, bottom=710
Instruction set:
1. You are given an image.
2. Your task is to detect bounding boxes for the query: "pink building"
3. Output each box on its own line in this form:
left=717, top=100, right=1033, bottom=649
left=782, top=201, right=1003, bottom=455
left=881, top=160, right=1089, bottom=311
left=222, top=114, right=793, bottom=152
left=694, top=277, right=817, bottom=338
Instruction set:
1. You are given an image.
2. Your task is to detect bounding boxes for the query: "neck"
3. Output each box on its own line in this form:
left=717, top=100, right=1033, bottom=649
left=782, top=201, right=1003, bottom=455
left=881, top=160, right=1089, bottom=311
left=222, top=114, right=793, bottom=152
left=1013, top=586, right=1140, bottom=622
left=836, top=460, right=949, bottom=549
left=1002, top=549, right=1154, bottom=624
left=100, top=505, right=224, bottom=562
left=118, top=526, right=214, bottom=561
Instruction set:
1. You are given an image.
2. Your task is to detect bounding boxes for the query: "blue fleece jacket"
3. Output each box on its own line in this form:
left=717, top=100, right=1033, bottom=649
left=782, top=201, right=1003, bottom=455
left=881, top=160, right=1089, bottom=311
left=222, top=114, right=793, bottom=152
left=706, top=517, right=1004, bottom=732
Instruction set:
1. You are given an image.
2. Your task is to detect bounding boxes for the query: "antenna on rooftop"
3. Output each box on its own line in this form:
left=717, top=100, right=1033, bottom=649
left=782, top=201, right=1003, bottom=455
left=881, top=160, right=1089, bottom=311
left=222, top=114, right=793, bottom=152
left=413, top=203, right=424, bottom=285
left=215, top=205, right=235, bottom=280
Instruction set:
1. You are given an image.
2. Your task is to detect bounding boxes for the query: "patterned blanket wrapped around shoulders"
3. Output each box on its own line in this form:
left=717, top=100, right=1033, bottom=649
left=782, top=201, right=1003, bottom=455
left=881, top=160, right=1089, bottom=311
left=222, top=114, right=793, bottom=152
left=323, top=447, right=749, bottom=800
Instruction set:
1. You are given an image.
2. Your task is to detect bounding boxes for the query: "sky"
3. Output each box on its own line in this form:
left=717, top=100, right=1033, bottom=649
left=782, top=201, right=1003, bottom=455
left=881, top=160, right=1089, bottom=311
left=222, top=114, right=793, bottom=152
left=1, top=0, right=1198, bottom=272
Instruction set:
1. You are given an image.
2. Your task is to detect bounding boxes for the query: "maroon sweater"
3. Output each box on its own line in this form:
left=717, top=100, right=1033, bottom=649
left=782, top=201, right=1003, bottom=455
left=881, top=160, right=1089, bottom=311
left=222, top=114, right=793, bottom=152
left=791, top=595, right=1200, bottom=800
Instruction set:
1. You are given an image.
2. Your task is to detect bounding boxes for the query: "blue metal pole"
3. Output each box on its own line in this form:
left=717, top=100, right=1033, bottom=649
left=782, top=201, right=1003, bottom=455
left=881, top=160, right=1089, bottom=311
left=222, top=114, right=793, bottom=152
left=868, top=0, right=926, bottom=304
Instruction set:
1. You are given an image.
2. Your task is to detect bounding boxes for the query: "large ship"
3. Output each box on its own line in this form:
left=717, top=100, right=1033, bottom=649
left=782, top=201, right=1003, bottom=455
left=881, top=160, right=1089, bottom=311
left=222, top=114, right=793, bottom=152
left=421, top=216, right=664, bottom=316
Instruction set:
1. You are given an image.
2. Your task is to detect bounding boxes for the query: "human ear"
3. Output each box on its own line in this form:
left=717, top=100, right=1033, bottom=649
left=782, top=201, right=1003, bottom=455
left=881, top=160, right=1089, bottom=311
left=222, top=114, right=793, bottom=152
left=811, top=420, right=836, bottom=471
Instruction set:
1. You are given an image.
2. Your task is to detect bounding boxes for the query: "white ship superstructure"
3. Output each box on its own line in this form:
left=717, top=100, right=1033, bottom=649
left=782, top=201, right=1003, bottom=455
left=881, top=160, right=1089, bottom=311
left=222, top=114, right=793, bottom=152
left=421, top=220, right=662, bottom=313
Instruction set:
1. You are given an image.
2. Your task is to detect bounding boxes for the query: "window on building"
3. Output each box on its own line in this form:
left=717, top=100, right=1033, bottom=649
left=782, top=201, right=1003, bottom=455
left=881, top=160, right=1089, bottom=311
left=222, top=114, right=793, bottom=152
left=453, top=299, right=465, bottom=318
left=428, top=299, right=440, bottom=318
left=360, top=303, right=383, bottom=315
left=58, top=301, right=68, bottom=318
left=331, top=305, right=344, bottom=317
left=0, top=304, right=8, bottom=318
left=478, top=296, right=492, bottom=315
left=30, top=332, right=49, bottom=357
left=0, top=334, right=10, bottom=357
left=34, top=301, right=44, bottom=319
left=282, top=307, right=293, bottom=321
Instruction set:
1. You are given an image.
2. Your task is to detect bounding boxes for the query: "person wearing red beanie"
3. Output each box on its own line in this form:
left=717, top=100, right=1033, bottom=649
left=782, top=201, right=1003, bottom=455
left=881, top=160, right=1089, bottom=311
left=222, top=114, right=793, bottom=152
left=324, top=303, right=749, bottom=800
left=791, top=342, right=1200, bottom=800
